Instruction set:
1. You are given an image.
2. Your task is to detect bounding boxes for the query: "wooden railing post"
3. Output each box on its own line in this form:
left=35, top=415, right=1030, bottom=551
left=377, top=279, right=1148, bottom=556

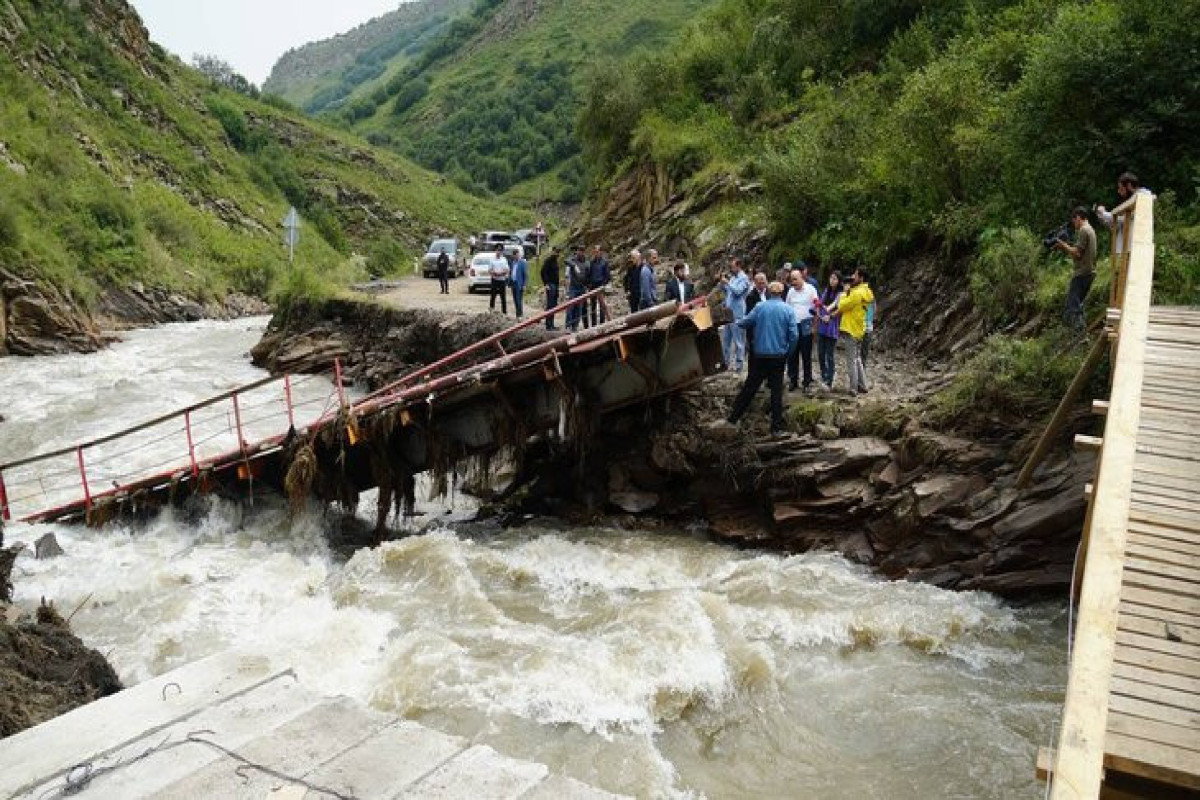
left=0, top=468, right=10, bottom=521
left=334, top=358, right=347, bottom=410
left=231, top=393, right=246, bottom=453
left=283, top=375, right=296, bottom=430
left=1051, top=191, right=1155, bottom=800
left=76, top=447, right=92, bottom=512
left=184, top=410, right=198, bottom=479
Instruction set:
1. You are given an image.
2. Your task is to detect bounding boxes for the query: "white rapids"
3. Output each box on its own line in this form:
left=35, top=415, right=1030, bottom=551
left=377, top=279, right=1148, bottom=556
left=0, top=319, right=1067, bottom=799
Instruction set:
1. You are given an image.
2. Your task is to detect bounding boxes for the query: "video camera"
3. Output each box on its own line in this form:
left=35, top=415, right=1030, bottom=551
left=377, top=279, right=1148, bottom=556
left=1042, top=222, right=1072, bottom=250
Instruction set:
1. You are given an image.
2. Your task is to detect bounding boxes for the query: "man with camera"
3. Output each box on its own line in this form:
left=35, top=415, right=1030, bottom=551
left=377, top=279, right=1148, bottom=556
left=1053, top=206, right=1097, bottom=331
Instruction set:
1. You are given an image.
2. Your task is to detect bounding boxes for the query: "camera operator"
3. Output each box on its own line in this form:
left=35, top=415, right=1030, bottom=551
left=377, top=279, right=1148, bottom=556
left=1053, top=206, right=1097, bottom=331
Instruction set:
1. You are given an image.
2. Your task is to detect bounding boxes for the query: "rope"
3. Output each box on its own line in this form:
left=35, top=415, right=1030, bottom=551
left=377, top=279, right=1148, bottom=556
left=1042, top=538, right=1083, bottom=799
left=40, top=729, right=358, bottom=800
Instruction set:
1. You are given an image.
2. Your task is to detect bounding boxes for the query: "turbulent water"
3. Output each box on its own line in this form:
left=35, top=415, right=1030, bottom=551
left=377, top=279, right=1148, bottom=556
left=0, top=320, right=1068, bottom=799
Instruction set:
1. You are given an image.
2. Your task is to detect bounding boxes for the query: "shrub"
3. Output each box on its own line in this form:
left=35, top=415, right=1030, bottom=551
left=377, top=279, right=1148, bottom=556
left=968, top=227, right=1044, bottom=324
left=0, top=205, right=20, bottom=249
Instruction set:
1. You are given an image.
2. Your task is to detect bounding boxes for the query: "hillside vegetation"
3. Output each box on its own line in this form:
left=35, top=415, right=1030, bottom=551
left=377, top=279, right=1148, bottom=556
left=263, top=0, right=474, bottom=114
left=282, top=0, right=715, bottom=202
left=0, top=0, right=521, bottom=309
left=578, top=0, right=1200, bottom=427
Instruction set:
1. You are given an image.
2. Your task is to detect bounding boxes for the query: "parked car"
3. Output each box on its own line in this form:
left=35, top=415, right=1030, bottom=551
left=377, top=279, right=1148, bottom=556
left=477, top=231, right=520, bottom=253
left=513, top=229, right=545, bottom=258
left=467, top=252, right=500, bottom=293
left=422, top=238, right=465, bottom=278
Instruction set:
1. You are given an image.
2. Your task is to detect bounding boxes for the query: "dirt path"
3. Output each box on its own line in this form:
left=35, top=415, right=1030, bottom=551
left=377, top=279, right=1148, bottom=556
left=361, top=275, right=548, bottom=317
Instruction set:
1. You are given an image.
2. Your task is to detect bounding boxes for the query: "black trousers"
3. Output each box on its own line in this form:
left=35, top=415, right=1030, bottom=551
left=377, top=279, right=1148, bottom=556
left=588, top=290, right=606, bottom=327
left=544, top=284, right=559, bottom=330
left=786, top=324, right=814, bottom=388
left=728, top=355, right=787, bottom=432
left=1065, top=272, right=1094, bottom=330
left=438, top=268, right=449, bottom=294
left=489, top=279, right=508, bottom=314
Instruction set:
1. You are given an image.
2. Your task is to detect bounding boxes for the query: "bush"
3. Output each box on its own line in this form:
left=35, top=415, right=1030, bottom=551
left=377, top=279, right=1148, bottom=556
left=929, top=333, right=1088, bottom=429
left=0, top=205, right=20, bottom=249
left=968, top=227, right=1044, bottom=324
left=366, top=239, right=407, bottom=277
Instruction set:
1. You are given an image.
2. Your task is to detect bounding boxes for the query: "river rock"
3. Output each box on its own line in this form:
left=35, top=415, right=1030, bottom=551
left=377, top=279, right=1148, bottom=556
left=610, top=490, right=659, bottom=514
left=913, top=474, right=980, bottom=517
left=815, top=423, right=840, bottom=440
left=33, top=533, right=64, bottom=560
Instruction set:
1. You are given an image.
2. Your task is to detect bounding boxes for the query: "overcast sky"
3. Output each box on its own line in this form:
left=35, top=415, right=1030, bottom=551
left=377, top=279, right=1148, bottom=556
left=130, top=1, right=403, bottom=86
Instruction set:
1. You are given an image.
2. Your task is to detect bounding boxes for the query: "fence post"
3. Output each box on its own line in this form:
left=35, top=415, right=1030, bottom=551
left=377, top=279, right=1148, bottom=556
left=334, top=358, right=347, bottom=410
left=76, top=447, right=92, bottom=511
left=185, top=410, right=198, bottom=479
left=0, top=468, right=10, bottom=521
left=283, top=375, right=296, bottom=430
left=231, top=393, right=246, bottom=453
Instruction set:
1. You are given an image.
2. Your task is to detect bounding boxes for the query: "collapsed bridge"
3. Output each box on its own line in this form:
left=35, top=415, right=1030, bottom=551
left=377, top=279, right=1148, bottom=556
left=0, top=291, right=722, bottom=530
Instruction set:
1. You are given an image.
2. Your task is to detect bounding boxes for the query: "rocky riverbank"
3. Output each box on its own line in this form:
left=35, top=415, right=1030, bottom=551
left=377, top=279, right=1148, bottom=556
left=0, top=269, right=269, bottom=357
left=0, top=534, right=122, bottom=737
left=253, top=294, right=1090, bottom=597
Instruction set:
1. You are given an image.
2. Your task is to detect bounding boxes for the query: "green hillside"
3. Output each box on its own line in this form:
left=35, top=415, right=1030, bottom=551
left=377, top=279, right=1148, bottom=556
left=283, top=0, right=716, bottom=202
left=0, top=0, right=521, bottom=308
left=263, top=0, right=475, bottom=114
left=581, top=0, right=1200, bottom=299
left=578, top=0, right=1199, bottom=427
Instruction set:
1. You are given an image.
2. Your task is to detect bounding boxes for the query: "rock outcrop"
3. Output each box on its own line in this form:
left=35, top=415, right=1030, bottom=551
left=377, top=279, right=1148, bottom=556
left=251, top=296, right=550, bottom=390
left=0, top=269, right=106, bottom=356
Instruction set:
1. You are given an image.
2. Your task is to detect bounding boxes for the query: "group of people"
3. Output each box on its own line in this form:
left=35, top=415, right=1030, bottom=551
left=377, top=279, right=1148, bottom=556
left=719, top=259, right=876, bottom=433
left=1053, top=171, right=1153, bottom=330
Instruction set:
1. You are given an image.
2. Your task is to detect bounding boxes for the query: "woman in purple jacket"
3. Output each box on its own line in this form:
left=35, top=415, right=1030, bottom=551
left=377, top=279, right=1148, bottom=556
left=815, top=271, right=842, bottom=390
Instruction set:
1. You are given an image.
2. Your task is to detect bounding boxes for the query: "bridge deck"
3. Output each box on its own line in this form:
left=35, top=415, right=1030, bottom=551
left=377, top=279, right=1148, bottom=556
left=1106, top=305, right=1200, bottom=790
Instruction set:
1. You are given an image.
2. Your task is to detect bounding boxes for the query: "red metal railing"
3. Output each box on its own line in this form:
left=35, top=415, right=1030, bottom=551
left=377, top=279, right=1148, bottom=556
left=0, top=289, right=709, bottom=524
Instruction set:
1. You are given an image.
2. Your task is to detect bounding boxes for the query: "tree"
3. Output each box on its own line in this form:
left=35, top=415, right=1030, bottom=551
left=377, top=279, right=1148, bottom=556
left=192, top=54, right=259, bottom=97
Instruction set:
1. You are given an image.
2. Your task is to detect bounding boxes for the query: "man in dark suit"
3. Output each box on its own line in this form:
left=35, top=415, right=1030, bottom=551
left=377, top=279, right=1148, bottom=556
left=664, top=263, right=694, bottom=304
left=745, top=272, right=769, bottom=313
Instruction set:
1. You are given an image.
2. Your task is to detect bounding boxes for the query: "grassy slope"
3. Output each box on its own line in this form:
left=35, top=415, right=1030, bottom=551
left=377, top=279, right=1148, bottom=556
left=263, top=0, right=475, bottom=113
left=0, top=0, right=521, bottom=307
left=318, top=0, right=714, bottom=201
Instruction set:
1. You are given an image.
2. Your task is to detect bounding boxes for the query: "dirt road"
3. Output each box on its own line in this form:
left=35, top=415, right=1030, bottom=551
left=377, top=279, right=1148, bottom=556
left=363, top=274, right=547, bottom=317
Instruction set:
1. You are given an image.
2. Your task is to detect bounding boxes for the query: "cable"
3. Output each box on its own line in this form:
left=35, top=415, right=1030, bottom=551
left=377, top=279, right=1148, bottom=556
left=1042, top=538, right=1083, bottom=799
left=39, top=729, right=358, bottom=800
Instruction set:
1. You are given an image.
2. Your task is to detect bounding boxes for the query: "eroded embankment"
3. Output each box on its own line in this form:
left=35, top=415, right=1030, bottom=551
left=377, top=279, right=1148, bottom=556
left=253, top=294, right=1091, bottom=597
left=0, top=535, right=122, bottom=737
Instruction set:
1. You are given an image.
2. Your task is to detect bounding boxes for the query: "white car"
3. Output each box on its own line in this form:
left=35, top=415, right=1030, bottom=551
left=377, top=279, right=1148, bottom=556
left=467, top=253, right=502, bottom=294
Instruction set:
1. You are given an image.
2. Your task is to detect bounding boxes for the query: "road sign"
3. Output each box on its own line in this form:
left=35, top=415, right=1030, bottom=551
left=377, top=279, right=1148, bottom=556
left=282, top=207, right=300, bottom=264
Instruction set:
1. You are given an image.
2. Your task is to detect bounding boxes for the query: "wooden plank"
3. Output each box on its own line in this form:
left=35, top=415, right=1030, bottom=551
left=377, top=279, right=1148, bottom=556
left=1121, top=586, right=1200, bottom=618
left=1117, top=629, right=1200, bottom=662
left=1127, top=532, right=1200, bottom=557
left=1131, top=493, right=1200, bottom=517
left=1125, top=556, right=1200, bottom=586
left=1105, top=731, right=1200, bottom=791
left=1134, top=451, right=1200, bottom=478
left=1132, top=471, right=1200, bottom=495
left=1122, top=568, right=1200, bottom=601
left=1108, top=693, right=1200, bottom=731
left=1111, top=675, right=1200, bottom=714
left=1119, top=610, right=1200, bottom=645
left=1126, top=541, right=1200, bottom=571
left=1129, top=507, right=1200, bottom=534
left=1128, top=520, right=1200, bottom=547
left=1131, top=480, right=1200, bottom=504
left=1052, top=191, right=1155, bottom=800
left=1114, top=660, right=1200, bottom=696
left=1115, top=642, right=1200, bottom=679
left=1107, top=711, right=1200, bottom=754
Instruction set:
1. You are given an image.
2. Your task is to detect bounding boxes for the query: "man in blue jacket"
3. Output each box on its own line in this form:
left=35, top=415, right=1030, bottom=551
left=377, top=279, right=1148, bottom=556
left=510, top=252, right=528, bottom=320
left=638, top=253, right=657, bottom=310
left=719, top=257, right=751, bottom=372
left=726, top=281, right=798, bottom=434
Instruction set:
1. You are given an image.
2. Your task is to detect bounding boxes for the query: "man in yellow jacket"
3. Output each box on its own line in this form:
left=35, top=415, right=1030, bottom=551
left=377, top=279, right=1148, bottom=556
left=834, top=268, right=875, bottom=394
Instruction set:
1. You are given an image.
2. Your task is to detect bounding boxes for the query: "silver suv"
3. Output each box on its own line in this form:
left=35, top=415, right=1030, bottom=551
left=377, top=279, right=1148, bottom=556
left=422, top=238, right=465, bottom=278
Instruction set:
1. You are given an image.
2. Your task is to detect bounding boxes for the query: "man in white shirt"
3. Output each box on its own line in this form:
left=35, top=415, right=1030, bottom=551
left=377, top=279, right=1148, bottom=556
left=489, top=247, right=510, bottom=315
left=785, top=268, right=819, bottom=391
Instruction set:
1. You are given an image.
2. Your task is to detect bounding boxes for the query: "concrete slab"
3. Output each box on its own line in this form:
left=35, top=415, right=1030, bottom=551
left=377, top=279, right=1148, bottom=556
left=0, top=650, right=284, bottom=799
left=16, top=671, right=323, bottom=799
left=301, top=720, right=467, bottom=799
left=0, top=649, right=632, bottom=800
left=397, top=744, right=548, bottom=800
left=156, top=697, right=394, bottom=799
